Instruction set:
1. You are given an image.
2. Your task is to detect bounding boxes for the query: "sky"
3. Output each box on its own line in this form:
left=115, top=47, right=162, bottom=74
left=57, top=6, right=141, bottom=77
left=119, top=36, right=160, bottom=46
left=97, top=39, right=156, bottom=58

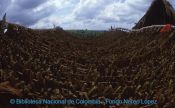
left=0, top=0, right=175, bottom=30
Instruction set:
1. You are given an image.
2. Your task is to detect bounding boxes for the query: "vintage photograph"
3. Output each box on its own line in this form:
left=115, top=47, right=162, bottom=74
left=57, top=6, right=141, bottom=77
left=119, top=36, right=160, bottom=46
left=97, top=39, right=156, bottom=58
left=0, top=0, right=175, bottom=108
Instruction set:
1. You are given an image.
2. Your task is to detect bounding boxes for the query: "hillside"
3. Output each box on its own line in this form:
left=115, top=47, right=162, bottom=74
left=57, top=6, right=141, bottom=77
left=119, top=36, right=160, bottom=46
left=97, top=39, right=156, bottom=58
left=0, top=23, right=175, bottom=108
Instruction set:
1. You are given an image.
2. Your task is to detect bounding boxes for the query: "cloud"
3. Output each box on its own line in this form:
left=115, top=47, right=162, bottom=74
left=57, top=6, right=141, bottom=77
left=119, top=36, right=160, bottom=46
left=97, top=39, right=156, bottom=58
left=71, top=0, right=152, bottom=29
left=168, top=0, right=175, bottom=8
left=31, top=0, right=77, bottom=29
left=73, top=0, right=113, bottom=20
left=13, top=0, right=47, bottom=9
left=5, top=0, right=55, bottom=26
left=97, top=0, right=152, bottom=28
left=0, top=0, right=11, bottom=16
left=0, top=0, right=175, bottom=30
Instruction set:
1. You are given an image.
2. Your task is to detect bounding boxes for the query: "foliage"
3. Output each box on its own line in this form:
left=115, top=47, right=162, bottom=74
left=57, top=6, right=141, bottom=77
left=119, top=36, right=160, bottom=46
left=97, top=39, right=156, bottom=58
left=66, top=29, right=105, bottom=39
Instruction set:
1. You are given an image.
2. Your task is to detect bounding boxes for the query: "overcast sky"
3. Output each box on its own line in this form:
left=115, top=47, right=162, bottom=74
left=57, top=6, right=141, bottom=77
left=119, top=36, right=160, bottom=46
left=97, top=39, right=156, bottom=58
left=0, top=0, right=175, bottom=30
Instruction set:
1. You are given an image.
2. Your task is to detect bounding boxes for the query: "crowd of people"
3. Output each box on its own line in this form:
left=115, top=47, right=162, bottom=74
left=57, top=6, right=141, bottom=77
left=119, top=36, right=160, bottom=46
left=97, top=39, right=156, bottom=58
left=0, top=24, right=175, bottom=108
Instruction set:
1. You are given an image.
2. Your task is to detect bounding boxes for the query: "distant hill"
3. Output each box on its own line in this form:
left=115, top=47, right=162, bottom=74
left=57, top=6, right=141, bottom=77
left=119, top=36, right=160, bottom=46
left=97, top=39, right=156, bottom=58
left=66, top=30, right=106, bottom=38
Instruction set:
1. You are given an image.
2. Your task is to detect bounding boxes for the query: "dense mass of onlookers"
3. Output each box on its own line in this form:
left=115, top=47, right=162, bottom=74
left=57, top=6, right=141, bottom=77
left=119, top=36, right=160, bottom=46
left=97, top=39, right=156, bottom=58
left=0, top=24, right=175, bottom=108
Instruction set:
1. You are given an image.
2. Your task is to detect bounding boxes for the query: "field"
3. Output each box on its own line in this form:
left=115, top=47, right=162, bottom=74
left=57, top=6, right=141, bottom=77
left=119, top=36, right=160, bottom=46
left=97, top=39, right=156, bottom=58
left=66, top=30, right=105, bottom=38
